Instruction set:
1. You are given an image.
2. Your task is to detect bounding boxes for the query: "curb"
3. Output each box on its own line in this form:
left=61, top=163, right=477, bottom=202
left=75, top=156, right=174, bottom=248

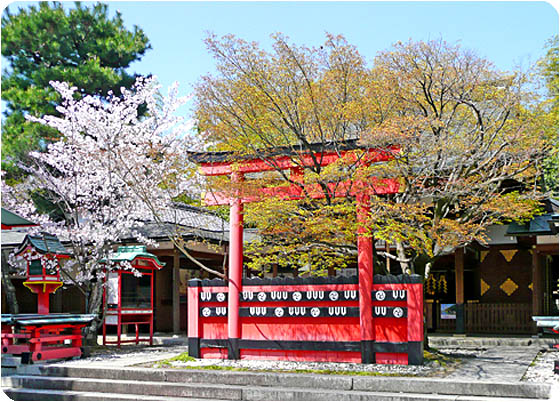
left=39, top=365, right=552, bottom=399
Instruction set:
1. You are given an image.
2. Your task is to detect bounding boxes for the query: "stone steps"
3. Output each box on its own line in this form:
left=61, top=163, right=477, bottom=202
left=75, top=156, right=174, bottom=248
left=2, top=387, right=187, bottom=401
left=2, top=374, right=454, bottom=401
left=43, top=365, right=554, bottom=399
left=2, top=364, right=552, bottom=401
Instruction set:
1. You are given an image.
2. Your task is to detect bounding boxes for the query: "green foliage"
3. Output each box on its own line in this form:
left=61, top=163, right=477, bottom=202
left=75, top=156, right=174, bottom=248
left=539, top=35, right=559, bottom=100
left=197, top=35, right=549, bottom=276
left=155, top=351, right=196, bottom=367
left=422, top=349, right=459, bottom=367
left=1, top=1, right=151, bottom=174
left=537, top=35, right=559, bottom=198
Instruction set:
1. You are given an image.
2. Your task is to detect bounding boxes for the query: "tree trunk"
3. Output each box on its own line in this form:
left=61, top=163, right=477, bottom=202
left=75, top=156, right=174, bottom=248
left=1, top=266, right=19, bottom=314
left=82, top=281, right=104, bottom=346
left=395, top=241, right=410, bottom=274
left=423, top=260, right=433, bottom=350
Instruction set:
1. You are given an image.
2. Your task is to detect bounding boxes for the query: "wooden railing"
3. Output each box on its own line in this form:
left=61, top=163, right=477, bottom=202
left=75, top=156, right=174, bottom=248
left=465, top=303, right=534, bottom=334
left=426, top=302, right=535, bottom=334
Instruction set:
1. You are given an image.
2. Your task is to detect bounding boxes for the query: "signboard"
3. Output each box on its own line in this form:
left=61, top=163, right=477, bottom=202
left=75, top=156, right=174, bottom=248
left=107, top=272, right=119, bottom=305
left=441, top=303, right=457, bottom=319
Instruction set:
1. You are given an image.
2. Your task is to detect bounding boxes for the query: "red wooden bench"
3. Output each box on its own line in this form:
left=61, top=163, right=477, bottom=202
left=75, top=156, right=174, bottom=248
left=1, top=314, right=96, bottom=364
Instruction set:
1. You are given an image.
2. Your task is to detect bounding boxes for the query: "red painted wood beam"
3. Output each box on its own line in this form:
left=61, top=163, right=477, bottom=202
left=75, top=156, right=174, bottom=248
left=198, top=148, right=398, bottom=176
left=356, top=192, right=375, bottom=363
left=227, top=171, right=244, bottom=359
left=203, top=178, right=401, bottom=206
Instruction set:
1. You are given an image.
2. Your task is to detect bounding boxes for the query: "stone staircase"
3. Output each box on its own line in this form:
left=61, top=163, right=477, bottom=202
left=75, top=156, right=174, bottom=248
left=2, top=364, right=553, bottom=401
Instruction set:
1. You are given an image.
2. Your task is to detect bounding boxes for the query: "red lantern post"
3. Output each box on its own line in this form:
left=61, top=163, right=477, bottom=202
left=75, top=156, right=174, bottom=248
left=14, top=234, right=69, bottom=314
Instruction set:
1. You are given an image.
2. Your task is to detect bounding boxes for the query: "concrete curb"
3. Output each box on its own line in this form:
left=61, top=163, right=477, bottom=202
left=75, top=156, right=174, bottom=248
left=0, top=375, right=478, bottom=401
left=4, top=375, right=244, bottom=400
left=353, top=377, right=551, bottom=399
left=2, top=387, right=186, bottom=401
left=39, top=365, right=552, bottom=400
left=428, top=336, right=557, bottom=348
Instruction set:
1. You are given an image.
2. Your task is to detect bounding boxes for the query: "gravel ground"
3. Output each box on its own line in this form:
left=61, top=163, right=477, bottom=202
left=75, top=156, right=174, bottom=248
left=58, top=345, right=188, bottom=368
left=522, top=348, right=559, bottom=384
left=158, top=355, right=445, bottom=377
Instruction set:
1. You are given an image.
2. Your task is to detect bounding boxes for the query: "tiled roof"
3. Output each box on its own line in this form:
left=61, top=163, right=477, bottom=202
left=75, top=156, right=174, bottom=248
left=14, top=233, right=70, bottom=256
left=101, top=245, right=165, bottom=267
left=506, top=213, right=558, bottom=236
left=1, top=208, right=36, bottom=227
left=157, top=204, right=227, bottom=232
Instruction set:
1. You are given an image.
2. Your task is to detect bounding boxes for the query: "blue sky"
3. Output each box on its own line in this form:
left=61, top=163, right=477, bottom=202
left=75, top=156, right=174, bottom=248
left=2, top=1, right=559, bottom=113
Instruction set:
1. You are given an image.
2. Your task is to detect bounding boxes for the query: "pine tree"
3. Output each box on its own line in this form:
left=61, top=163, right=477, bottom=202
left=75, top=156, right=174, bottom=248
left=1, top=1, right=151, bottom=179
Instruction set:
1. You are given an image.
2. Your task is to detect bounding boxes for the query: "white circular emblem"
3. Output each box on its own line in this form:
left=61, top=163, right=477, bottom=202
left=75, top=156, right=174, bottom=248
left=393, top=307, right=404, bottom=318
left=274, top=307, right=284, bottom=317
left=257, top=292, right=267, bottom=302
left=202, top=307, right=211, bottom=317
left=329, top=291, right=339, bottom=301
left=216, top=292, right=225, bottom=302
left=292, top=291, right=302, bottom=301
left=311, top=307, right=320, bottom=317
left=375, top=291, right=386, bottom=301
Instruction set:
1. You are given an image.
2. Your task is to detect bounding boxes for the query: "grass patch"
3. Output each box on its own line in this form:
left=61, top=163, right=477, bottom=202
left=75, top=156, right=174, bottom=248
left=152, top=355, right=418, bottom=376
left=528, top=352, right=541, bottom=367
left=151, top=347, right=457, bottom=375
left=155, top=351, right=195, bottom=368
left=423, top=348, right=460, bottom=367
left=153, top=362, right=413, bottom=376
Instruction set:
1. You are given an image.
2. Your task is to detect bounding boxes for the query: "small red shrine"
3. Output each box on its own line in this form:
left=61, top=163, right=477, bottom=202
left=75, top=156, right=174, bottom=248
left=13, top=233, right=69, bottom=314
left=101, top=245, right=165, bottom=346
left=188, top=141, right=424, bottom=365
left=3, top=233, right=95, bottom=364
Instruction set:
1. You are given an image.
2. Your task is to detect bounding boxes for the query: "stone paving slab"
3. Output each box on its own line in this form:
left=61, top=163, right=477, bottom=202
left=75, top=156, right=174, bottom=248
left=429, top=335, right=557, bottom=348
left=441, top=346, right=542, bottom=382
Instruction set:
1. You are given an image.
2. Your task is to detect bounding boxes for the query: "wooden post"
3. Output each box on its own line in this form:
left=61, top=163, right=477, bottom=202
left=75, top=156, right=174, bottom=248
left=228, top=171, right=243, bottom=359
left=173, top=249, right=181, bottom=334
left=357, top=192, right=374, bottom=363
left=532, top=247, right=542, bottom=330
left=187, top=280, right=201, bottom=357
left=455, top=247, right=465, bottom=334
left=385, top=242, right=391, bottom=274
left=37, top=292, right=49, bottom=315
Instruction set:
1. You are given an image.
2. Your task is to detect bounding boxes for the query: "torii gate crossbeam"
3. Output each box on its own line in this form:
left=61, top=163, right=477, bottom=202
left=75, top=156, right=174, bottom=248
left=191, top=145, right=400, bottom=363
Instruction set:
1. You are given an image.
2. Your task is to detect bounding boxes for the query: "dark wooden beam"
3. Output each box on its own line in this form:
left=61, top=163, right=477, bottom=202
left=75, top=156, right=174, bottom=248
left=455, top=247, right=465, bottom=334
left=173, top=248, right=181, bottom=334
left=532, top=246, right=543, bottom=320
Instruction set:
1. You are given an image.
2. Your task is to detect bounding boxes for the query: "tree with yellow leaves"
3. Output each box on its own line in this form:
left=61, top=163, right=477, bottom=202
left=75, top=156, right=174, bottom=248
left=195, top=34, right=550, bottom=278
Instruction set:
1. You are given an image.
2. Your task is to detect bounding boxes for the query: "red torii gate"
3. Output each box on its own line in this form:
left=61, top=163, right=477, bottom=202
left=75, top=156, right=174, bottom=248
left=191, top=142, right=402, bottom=363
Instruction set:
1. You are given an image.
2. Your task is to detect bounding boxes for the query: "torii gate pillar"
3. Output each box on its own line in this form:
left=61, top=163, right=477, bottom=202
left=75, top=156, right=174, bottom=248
left=357, top=192, right=375, bottom=363
left=227, top=171, right=243, bottom=359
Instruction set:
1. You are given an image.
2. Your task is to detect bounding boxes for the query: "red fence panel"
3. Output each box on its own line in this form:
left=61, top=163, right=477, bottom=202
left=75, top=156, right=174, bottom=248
left=187, top=274, right=423, bottom=365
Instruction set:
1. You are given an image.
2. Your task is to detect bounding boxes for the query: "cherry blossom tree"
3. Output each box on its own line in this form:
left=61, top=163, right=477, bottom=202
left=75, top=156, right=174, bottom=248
left=2, top=77, right=213, bottom=341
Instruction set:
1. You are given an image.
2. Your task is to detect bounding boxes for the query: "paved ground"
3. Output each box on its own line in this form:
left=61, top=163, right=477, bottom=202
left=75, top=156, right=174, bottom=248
left=439, top=346, right=543, bottom=382
left=56, top=333, right=556, bottom=385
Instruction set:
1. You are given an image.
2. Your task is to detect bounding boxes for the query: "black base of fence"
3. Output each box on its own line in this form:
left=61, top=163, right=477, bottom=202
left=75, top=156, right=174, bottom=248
left=187, top=337, right=200, bottom=358
left=407, top=341, right=424, bottom=365
left=227, top=338, right=239, bottom=359
left=361, top=340, right=375, bottom=364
